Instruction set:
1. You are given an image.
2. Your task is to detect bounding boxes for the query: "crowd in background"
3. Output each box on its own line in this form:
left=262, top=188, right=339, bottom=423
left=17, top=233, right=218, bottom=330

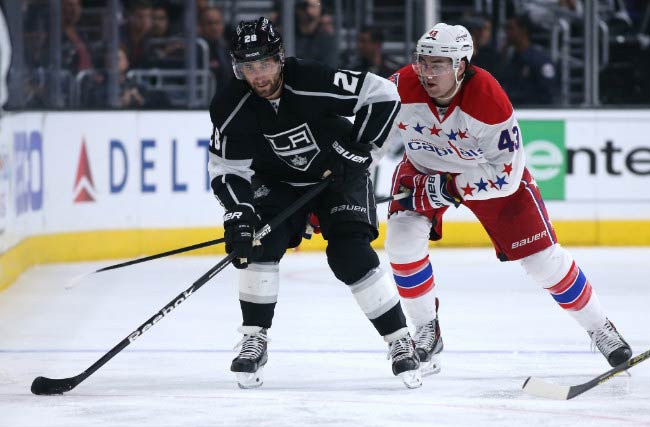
left=6, top=0, right=650, bottom=109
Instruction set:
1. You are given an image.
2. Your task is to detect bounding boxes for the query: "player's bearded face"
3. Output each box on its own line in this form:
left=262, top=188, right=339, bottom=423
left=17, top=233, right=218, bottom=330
left=240, top=57, right=283, bottom=98
left=414, top=56, right=459, bottom=98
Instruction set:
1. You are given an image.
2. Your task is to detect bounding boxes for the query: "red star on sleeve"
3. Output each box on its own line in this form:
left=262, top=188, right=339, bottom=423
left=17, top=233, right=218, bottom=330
left=461, top=182, right=475, bottom=196
left=457, top=129, right=468, bottom=139
left=502, top=162, right=513, bottom=175
left=398, top=122, right=408, bottom=130
left=488, top=180, right=497, bottom=189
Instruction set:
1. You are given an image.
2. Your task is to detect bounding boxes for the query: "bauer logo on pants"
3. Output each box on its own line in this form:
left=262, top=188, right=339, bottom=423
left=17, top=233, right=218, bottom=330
left=264, top=123, right=320, bottom=171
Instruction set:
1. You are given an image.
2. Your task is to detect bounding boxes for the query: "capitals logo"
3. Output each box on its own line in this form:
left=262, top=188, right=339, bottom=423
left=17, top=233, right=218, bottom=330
left=389, top=73, right=400, bottom=87
left=427, top=29, right=438, bottom=39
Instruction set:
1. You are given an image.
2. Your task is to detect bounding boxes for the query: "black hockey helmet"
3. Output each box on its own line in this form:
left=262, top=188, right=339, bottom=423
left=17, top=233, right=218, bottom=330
left=230, top=17, right=283, bottom=63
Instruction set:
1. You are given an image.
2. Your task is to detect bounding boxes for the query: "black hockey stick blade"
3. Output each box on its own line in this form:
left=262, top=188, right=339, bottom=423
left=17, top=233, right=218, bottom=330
left=522, top=348, right=650, bottom=400
left=31, top=374, right=84, bottom=395
left=31, top=179, right=330, bottom=395
left=31, top=251, right=237, bottom=396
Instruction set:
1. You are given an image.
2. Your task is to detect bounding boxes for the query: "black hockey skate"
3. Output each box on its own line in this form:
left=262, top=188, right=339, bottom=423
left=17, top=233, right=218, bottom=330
left=414, top=316, right=444, bottom=376
left=231, top=326, right=269, bottom=389
left=388, top=333, right=421, bottom=389
left=588, top=318, right=632, bottom=367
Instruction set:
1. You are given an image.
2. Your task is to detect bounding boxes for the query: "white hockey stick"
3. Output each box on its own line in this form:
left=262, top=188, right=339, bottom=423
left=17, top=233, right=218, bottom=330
left=522, top=348, right=650, bottom=400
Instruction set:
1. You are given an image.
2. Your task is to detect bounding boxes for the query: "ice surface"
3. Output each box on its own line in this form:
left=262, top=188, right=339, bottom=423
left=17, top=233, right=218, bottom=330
left=1, top=248, right=649, bottom=426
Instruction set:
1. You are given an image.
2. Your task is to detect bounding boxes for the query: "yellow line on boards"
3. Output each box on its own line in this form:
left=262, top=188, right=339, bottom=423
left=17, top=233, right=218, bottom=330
left=1, top=220, right=649, bottom=292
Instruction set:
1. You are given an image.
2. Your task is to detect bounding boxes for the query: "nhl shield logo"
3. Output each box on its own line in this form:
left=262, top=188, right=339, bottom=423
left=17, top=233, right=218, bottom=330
left=264, top=123, right=321, bottom=171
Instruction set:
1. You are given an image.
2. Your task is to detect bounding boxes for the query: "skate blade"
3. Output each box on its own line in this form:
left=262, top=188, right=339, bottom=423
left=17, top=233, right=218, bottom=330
left=235, top=367, right=264, bottom=389
left=420, top=354, right=441, bottom=377
left=399, top=370, right=423, bottom=389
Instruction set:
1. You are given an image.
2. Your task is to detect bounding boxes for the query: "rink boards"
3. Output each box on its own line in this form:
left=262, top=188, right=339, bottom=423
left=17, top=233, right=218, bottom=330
left=1, top=109, right=649, bottom=289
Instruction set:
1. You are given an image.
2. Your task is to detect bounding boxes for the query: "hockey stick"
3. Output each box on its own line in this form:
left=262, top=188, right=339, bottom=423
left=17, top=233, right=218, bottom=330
left=65, top=191, right=409, bottom=287
left=63, top=238, right=225, bottom=288
left=376, top=192, right=408, bottom=204
left=522, top=348, right=650, bottom=400
left=31, top=178, right=331, bottom=395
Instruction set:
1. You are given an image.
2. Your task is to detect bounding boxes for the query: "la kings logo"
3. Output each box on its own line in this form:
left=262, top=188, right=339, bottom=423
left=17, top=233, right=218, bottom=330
left=264, top=123, right=320, bottom=171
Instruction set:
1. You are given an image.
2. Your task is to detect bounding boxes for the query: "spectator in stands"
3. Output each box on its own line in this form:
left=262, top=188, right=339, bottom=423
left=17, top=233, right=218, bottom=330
left=21, top=4, right=49, bottom=107
left=61, top=0, right=94, bottom=72
left=198, top=6, right=233, bottom=90
left=294, top=0, right=338, bottom=67
left=319, top=13, right=335, bottom=34
left=121, top=0, right=153, bottom=68
left=349, top=25, right=400, bottom=78
left=499, top=14, right=559, bottom=105
left=82, top=46, right=170, bottom=109
left=196, top=0, right=210, bottom=16
left=146, top=2, right=184, bottom=67
left=522, top=0, right=583, bottom=29
left=150, top=3, right=171, bottom=38
left=461, top=15, right=502, bottom=77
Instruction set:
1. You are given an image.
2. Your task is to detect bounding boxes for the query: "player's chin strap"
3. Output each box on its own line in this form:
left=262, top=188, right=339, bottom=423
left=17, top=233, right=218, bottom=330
left=432, top=67, right=464, bottom=102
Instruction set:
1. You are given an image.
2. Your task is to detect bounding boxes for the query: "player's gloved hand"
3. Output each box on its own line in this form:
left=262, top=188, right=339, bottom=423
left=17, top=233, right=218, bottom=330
left=223, top=205, right=262, bottom=269
left=303, top=213, right=321, bottom=239
left=326, top=140, right=372, bottom=192
left=397, top=173, right=462, bottom=210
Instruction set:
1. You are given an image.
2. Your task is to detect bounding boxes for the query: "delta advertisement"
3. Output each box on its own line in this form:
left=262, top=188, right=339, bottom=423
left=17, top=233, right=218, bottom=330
left=0, top=109, right=649, bottom=258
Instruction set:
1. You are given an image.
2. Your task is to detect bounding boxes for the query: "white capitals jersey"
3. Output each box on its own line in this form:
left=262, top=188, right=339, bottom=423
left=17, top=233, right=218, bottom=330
left=386, top=65, right=525, bottom=201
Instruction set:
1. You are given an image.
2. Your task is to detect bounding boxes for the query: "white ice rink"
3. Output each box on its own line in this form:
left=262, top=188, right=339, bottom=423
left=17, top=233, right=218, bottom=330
left=1, top=248, right=649, bottom=427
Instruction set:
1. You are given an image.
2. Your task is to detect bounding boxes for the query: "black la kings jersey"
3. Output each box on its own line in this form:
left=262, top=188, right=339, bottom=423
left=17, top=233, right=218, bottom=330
left=208, top=57, right=400, bottom=211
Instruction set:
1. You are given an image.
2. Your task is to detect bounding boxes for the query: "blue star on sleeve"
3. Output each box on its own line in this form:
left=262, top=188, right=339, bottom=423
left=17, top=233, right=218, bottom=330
left=474, top=178, right=488, bottom=192
left=495, top=175, right=508, bottom=189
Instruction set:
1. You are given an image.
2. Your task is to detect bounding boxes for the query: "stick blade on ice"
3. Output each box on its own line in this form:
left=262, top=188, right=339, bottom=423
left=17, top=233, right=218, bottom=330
left=31, top=375, right=79, bottom=395
left=522, top=376, right=571, bottom=400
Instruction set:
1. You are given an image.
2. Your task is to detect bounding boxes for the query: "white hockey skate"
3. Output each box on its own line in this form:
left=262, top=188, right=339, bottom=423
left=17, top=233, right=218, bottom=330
left=388, top=334, right=422, bottom=389
left=231, top=326, right=269, bottom=389
left=588, top=318, right=632, bottom=367
left=414, top=317, right=443, bottom=376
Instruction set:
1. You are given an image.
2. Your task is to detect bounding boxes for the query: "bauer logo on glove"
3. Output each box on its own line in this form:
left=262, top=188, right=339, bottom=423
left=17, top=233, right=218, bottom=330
left=332, top=141, right=370, bottom=165
left=398, top=173, right=461, bottom=211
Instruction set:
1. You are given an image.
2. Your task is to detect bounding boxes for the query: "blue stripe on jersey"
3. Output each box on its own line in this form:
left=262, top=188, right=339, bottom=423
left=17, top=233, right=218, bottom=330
left=393, top=263, right=433, bottom=288
left=551, top=269, right=587, bottom=304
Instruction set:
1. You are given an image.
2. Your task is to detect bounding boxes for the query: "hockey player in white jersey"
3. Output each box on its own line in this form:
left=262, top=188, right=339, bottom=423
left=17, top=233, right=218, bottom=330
left=384, top=23, right=632, bottom=375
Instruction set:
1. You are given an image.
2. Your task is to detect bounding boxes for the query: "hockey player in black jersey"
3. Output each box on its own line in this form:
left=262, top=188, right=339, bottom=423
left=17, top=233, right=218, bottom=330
left=208, top=17, right=421, bottom=389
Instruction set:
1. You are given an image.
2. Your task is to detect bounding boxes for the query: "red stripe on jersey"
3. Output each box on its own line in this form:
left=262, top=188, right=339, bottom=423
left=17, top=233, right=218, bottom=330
left=560, top=281, right=593, bottom=311
left=397, top=277, right=434, bottom=298
left=390, top=255, right=430, bottom=276
left=546, top=261, right=579, bottom=294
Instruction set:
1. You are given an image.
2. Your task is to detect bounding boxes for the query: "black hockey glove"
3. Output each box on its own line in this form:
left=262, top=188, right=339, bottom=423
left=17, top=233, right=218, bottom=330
left=327, top=140, right=372, bottom=192
left=223, top=205, right=262, bottom=269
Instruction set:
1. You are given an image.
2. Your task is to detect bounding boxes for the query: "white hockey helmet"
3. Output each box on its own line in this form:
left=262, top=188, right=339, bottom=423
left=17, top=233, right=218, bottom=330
left=415, top=23, right=474, bottom=69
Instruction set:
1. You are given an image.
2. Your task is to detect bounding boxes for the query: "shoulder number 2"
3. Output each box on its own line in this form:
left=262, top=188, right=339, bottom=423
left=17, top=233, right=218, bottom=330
left=333, top=71, right=360, bottom=93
